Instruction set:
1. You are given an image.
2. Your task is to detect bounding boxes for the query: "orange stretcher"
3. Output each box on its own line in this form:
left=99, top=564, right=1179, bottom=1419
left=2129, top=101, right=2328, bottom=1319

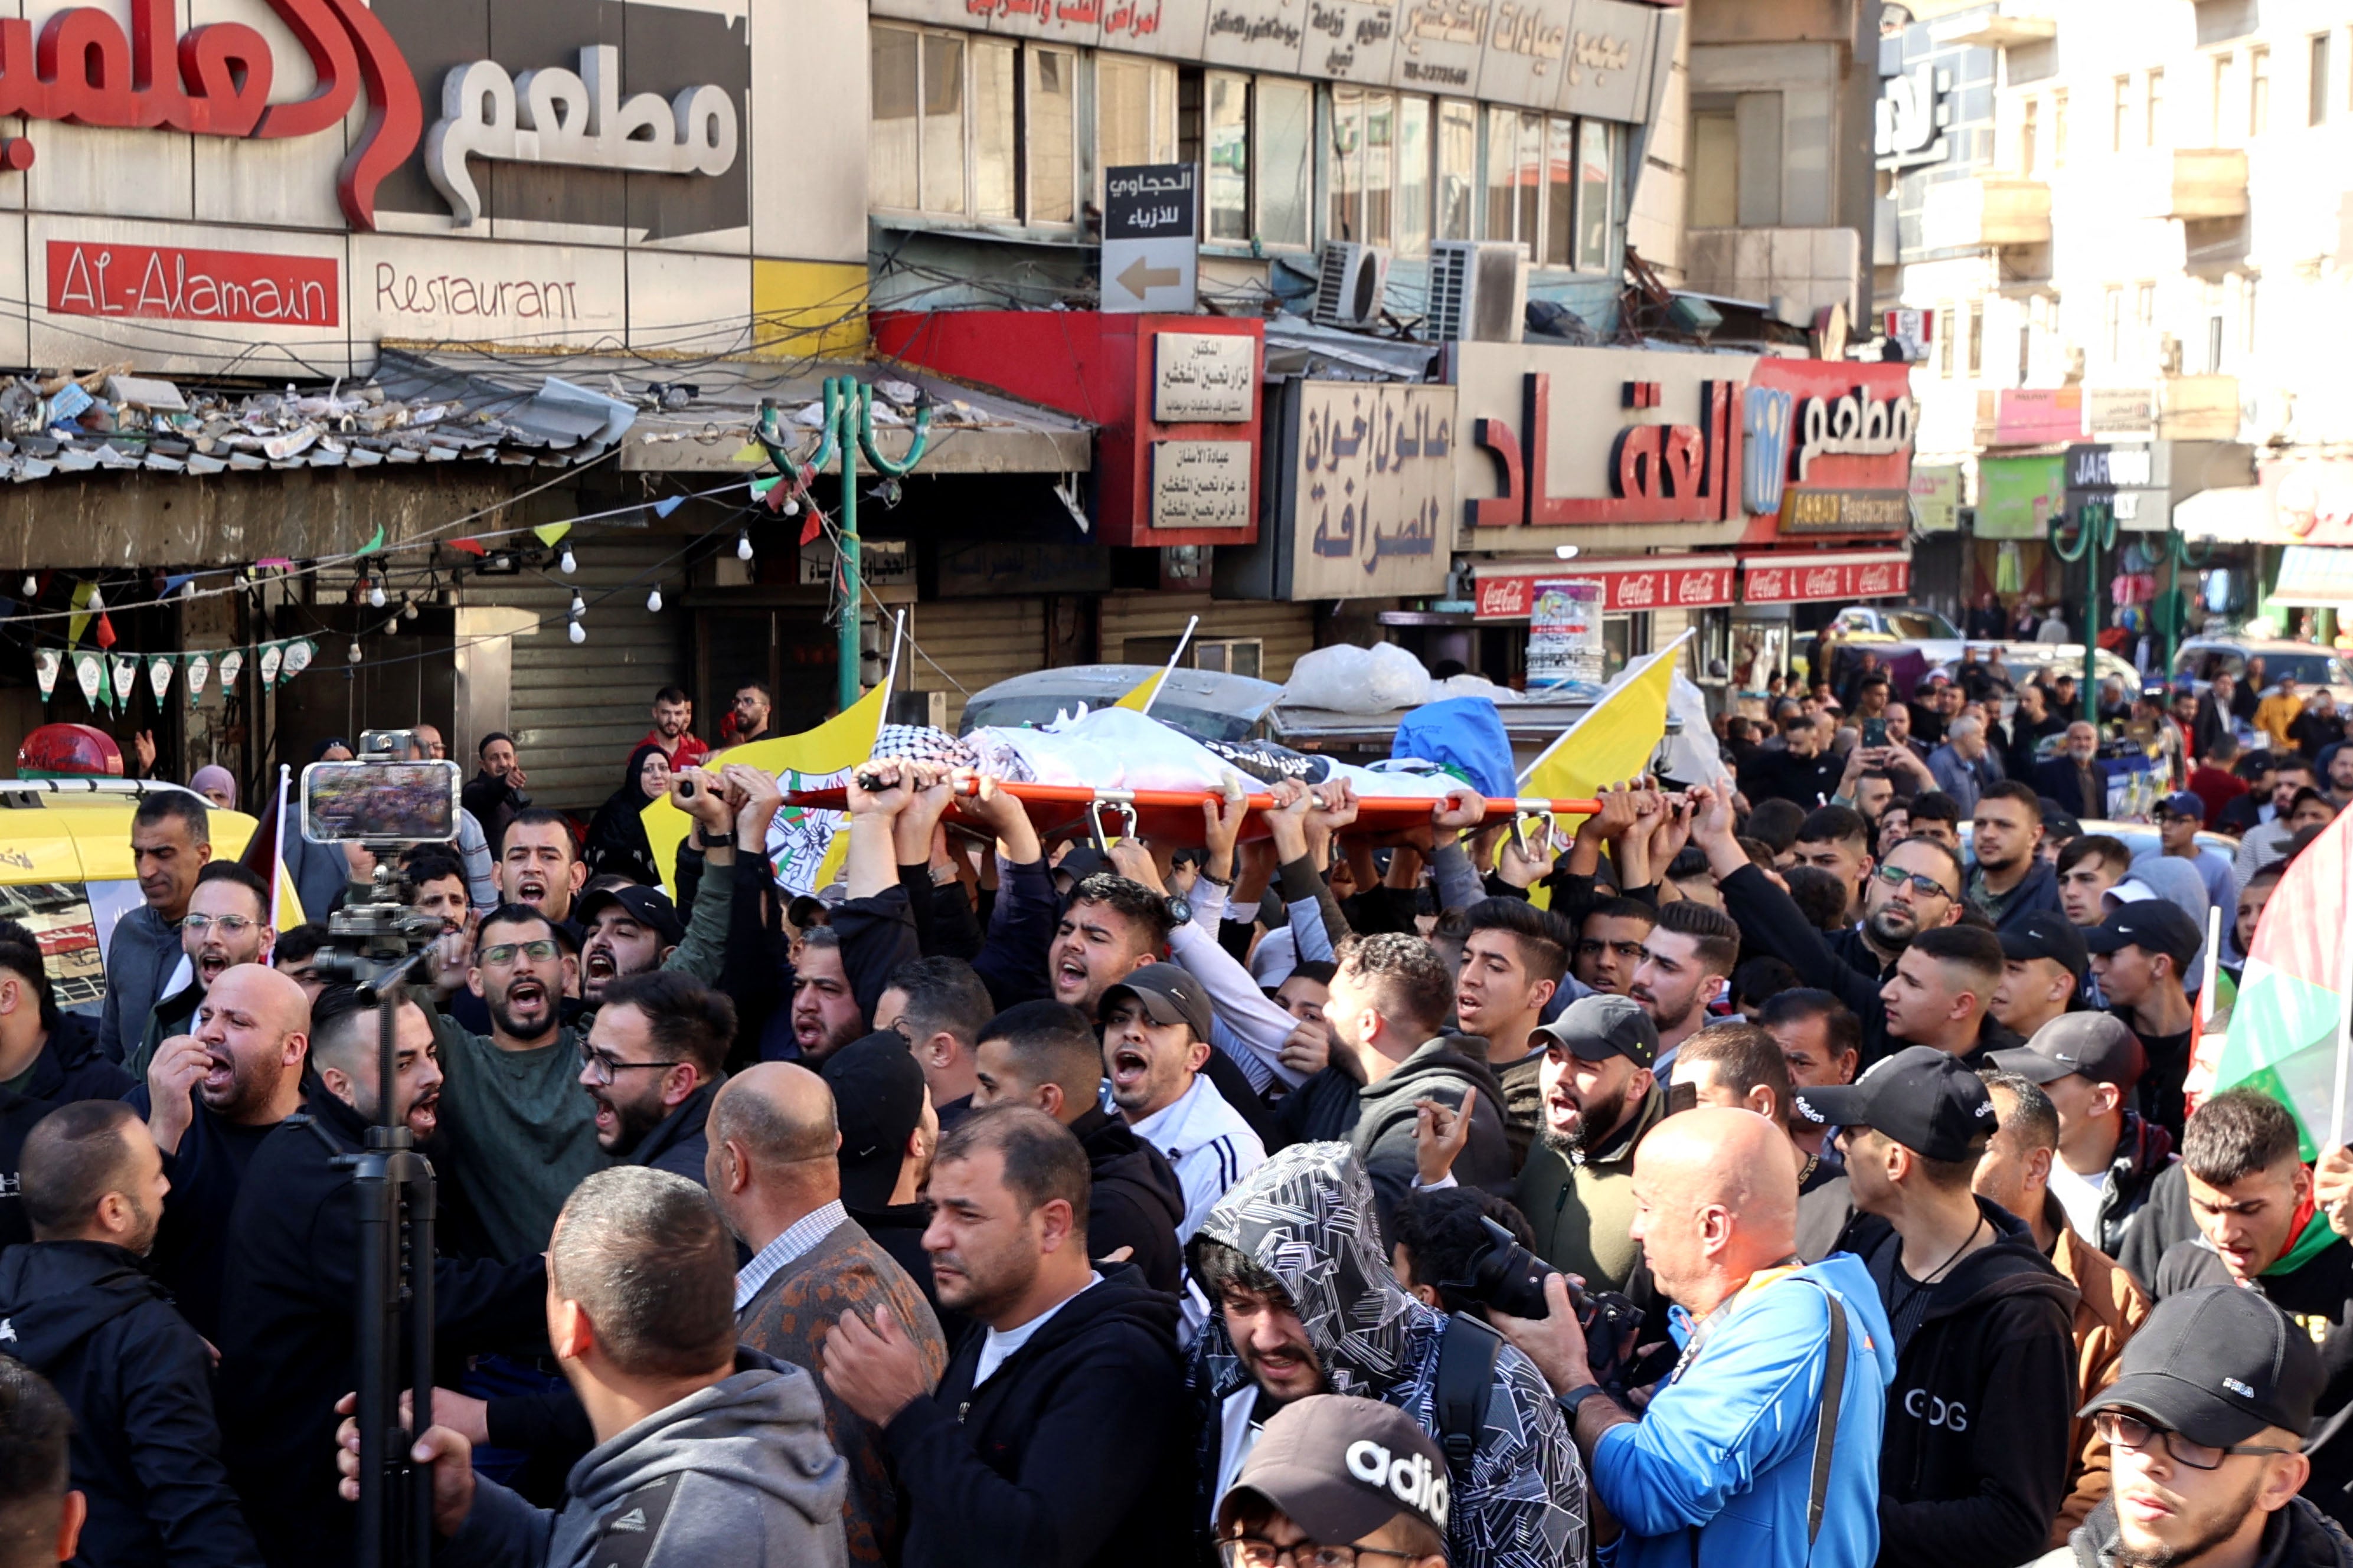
left=783, top=778, right=1604, bottom=847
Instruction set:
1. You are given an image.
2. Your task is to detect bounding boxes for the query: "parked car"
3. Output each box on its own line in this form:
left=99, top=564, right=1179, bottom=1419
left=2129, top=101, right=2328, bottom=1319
left=2171, top=637, right=2353, bottom=704
left=0, top=780, right=256, bottom=1016
left=957, top=666, right=1283, bottom=745
left=1830, top=604, right=1970, bottom=668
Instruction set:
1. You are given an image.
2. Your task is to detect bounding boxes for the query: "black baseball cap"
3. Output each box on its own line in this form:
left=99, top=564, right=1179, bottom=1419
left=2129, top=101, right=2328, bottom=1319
left=577, top=885, right=687, bottom=949
left=1215, top=1394, right=1452, bottom=1544
left=1998, top=910, right=2089, bottom=980
left=1531, top=994, right=1658, bottom=1070
left=821, top=1031, right=927, bottom=1212
left=1792, top=1045, right=1996, bottom=1161
left=2082, top=1285, right=2323, bottom=1446
left=1992, top=1013, right=2147, bottom=1091
left=2039, top=802, right=2083, bottom=840
left=2081, top=901, right=2202, bottom=971
left=1102, top=964, right=1215, bottom=1044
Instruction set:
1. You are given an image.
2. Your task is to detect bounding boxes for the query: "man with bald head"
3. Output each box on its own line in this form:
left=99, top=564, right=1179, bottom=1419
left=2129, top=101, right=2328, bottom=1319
left=711, top=1059, right=947, bottom=1566
left=1493, top=1105, right=1898, bottom=1568
left=123, top=963, right=309, bottom=1341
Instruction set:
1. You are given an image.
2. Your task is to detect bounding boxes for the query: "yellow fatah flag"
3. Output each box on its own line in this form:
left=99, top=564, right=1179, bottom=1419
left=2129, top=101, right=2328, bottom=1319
left=1114, top=669, right=1165, bottom=712
left=641, top=681, right=891, bottom=900
left=1517, top=644, right=1680, bottom=908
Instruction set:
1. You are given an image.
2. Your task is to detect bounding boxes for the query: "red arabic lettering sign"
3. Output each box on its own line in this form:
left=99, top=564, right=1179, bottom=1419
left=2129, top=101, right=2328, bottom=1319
left=49, top=241, right=340, bottom=326
left=0, top=0, right=420, bottom=230
left=1470, top=375, right=1745, bottom=528
left=1474, top=561, right=1737, bottom=619
left=1740, top=555, right=1910, bottom=605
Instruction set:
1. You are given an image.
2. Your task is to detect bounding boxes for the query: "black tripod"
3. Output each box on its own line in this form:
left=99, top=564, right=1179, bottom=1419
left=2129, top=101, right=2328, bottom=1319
left=317, top=868, right=449, bottom=1568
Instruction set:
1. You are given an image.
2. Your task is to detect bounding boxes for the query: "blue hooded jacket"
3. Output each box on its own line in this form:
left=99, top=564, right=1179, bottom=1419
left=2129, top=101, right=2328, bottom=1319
left=1594, top=1253, right=1895, bottom=1568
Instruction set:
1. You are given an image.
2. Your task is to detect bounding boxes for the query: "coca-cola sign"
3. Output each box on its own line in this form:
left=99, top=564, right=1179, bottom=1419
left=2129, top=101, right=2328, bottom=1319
left=0, top=0, right=423, bottom=231
left=1740, top=553, right=1911, bottom=605
left=1474, top=558, right=1737, bottom=619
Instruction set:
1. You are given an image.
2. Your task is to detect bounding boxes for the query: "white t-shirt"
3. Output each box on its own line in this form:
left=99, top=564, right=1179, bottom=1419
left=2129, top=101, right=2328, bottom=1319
left=974, top=1273, right=1102, bottom=1388
left=2049, top=1157, right=2110, bottom=1242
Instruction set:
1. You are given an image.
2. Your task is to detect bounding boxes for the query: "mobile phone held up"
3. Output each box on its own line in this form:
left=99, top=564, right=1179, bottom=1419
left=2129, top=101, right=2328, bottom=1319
left=1861, top=716, right=1889, bottom=749
left=302, top=760, right=463, bottom=844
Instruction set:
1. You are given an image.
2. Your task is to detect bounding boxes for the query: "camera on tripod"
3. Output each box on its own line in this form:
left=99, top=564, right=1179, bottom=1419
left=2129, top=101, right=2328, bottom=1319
left=1442, top=1217, right=1649, bottom=1392
left=298, top=728, right=463, bottom=1568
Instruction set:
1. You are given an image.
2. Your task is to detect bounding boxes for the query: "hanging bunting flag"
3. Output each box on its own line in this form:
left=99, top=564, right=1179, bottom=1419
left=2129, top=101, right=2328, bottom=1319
left=447, top=539, right=487, bottom=557
left=67, top=581, right=96, bottom=646
left=109, top=653, right=136, bottom=708
left=186, top=652, right=211, bottom=707
left=161, top=572, right=197, bottom=598
left=282, top=639, right=315, bottom=680
left=652, top=496, right=684, bottom=518
left=73, top=650, right=102, bottom=709
left=31, top=648, right=59, bottom=702
left=257, top=641, right=284, bottom=688
left=147, top=654, right=173, bottom=703
left=93, top=610, right=116, bottom=649
left=533, top=522, right=573, bottom=547
left=217, top=649, right=244, bottom=692
left=355, top=525, right=385, bottom=555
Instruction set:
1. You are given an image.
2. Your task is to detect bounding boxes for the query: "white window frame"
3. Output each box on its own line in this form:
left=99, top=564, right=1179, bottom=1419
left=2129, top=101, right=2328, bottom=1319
left=868, top=22, right=1080, bottom=234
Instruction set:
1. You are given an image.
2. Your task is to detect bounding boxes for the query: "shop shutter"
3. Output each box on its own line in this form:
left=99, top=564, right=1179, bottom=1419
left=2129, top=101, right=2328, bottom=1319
left=898, top=597, right=1047, bottom=729
left=489, top=533, right=689, bottom=811
left=1098, top=591, right=1314, bottom=685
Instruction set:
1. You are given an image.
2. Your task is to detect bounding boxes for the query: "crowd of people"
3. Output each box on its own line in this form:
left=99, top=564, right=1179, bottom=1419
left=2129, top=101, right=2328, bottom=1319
left=0, top=669, right=2346, bottom=1568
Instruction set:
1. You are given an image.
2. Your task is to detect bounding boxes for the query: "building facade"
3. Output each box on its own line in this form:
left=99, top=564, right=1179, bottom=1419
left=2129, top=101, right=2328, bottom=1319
left=1883, top=0, right=2353, bottom=656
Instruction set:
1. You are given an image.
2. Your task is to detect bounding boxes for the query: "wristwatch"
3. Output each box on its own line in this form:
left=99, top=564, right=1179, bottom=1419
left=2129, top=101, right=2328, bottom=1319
left=1556, top=1384, right=1606, bottom=1421
left=1165, top=895, right=1193, bottom=927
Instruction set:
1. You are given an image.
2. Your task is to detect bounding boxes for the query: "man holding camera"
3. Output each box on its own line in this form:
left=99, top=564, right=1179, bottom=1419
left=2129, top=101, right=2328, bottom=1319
left=1491, top=1105, right=1895, bottom=1568
left=1187, top=1142, right=1586, bottom=1568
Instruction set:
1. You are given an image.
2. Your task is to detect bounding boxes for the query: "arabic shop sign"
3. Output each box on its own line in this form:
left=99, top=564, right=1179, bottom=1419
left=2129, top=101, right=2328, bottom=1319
left=1152, top=439, right=1253, bottom=528
left=1153, top=332, right=1256, bottom=422
left=0, top=0, right=421, bottom=231
left=1292, top=382, right=1453, bottom=600
left=1468, top=373, right=1746, bottom=528
left=425, top=46, right=740, bottom=228
left=1874, top=63, right=1951, bottom=171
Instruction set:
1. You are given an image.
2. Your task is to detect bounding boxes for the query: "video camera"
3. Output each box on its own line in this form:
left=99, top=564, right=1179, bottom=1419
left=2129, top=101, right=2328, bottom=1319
left=299, top=728, right=455, bottom=1568
left=1445, top=1217, right=1650, bottom=1394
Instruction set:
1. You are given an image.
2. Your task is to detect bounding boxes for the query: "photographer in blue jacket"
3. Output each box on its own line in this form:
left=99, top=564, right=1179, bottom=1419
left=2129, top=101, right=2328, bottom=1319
left=1490, top=1105, right=1895, bottom=1568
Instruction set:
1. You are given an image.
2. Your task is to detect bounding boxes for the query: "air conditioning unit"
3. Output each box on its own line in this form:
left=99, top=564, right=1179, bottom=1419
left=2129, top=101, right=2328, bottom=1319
left=2155, top=332, right=2184, bottom=376
left=1312, top=242, right=1391, bottom=329
left=1426, top=240, right=1528, bottom=343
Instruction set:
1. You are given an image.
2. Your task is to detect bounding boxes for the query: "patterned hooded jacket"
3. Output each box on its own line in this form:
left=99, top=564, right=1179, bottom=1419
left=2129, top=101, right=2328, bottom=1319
left=1186, top=1141, right=1587, bottom=1568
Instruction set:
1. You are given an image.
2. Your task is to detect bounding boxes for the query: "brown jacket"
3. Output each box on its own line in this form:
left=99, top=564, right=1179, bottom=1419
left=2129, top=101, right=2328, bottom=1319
left=740, top=1212, right=950, bottom=1566
left=2045, top=1196, right=2152, bottom=1548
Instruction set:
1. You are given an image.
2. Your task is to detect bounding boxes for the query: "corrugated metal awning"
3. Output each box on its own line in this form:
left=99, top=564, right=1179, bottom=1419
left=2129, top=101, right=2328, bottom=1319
left=2270, top=545, right=2353, bottom=607
left=377, top=348, right=1095, bottom=476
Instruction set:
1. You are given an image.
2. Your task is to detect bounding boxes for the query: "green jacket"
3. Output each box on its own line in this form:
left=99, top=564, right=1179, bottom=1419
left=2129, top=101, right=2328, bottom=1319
left=1515, top=1082, right=1666, bottom=1292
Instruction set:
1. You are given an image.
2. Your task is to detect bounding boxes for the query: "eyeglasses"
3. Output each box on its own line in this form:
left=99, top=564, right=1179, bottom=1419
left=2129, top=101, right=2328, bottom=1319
left=1576, top=938, right=1648, bottom=961
left=1218, top=1538, right=1424, bottom=1568
left=577, top=1045, right=682, bottom=1086
left=2094, top=1410, right=2296, bottom=1471
left=1873, top=865, right=1955, bottom=901
left=479, top=940, right=560, bottom=967
left=181, top=914, right=258, bottom=937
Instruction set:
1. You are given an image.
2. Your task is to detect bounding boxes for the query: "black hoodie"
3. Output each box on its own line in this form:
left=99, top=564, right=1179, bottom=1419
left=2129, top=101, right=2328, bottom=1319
left=1845, top=1196, right=2080, bottom=1568
left=619, top=1076, right=716, bottom=1184
left=24, top=1010, right=133, bottom=1104
left=0, top=1239, right=261, bottom=1568
left=1069, top=1107, right=1186, bottom=1294
left=882, top=1262, right=1194, bottom=1568
left=0, top=1087, right=54, bottom=1252
left=214, top=1081, right=549, bottom=1568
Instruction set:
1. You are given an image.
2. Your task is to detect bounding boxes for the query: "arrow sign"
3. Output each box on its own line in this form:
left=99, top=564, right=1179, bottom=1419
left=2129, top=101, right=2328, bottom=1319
left=1102, top=162, right=1198, bottom=316
left=1117, top=256, right=1182, bottom=297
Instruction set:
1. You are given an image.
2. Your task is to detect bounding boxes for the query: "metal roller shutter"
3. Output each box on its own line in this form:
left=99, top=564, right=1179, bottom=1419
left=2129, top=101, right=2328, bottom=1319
left=1099, top=591, right=1315, bottom=685
left=898, top=597, right=1047, bottom=729
left=491, top=532, right=689, bottom=811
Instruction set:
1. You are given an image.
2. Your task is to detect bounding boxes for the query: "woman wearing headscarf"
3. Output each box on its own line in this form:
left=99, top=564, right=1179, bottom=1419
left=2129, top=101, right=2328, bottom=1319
left=583, top=743, right=671, bottom=885
left=188, top=766, right=237, bottom=811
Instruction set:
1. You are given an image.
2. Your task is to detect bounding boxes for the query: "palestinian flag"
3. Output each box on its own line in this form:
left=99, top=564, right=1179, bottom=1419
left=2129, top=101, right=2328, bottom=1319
left=2213, top=806, right=2353, bottom=1161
